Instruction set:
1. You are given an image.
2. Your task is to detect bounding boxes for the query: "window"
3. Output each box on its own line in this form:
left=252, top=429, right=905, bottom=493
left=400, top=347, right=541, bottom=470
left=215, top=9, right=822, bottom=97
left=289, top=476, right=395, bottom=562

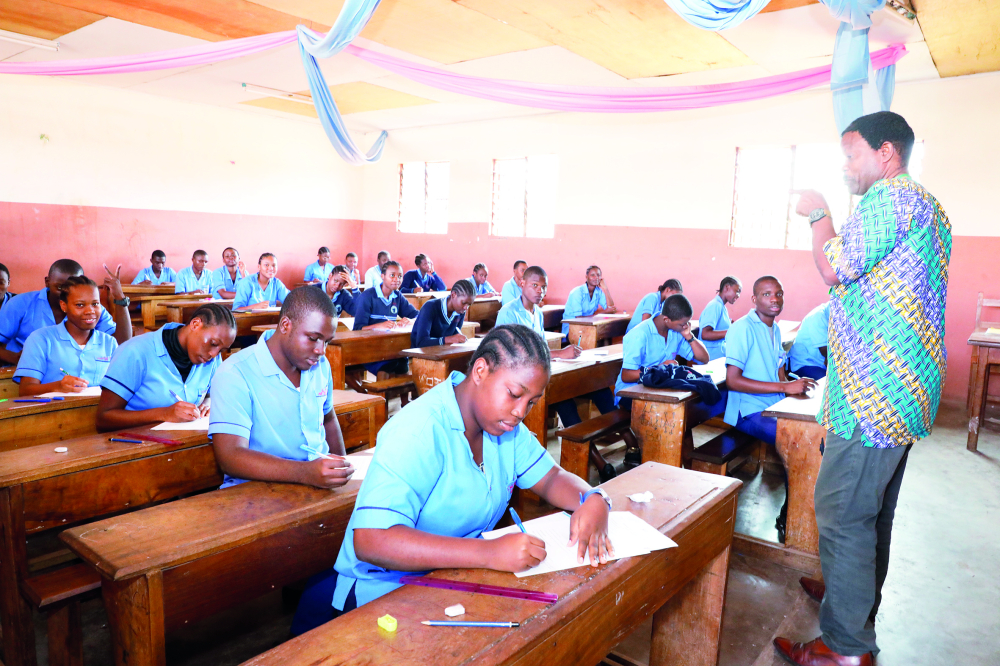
left=398, top=161, right=449, bottom=234
left=730, top=141, right=924, bottom=250
left=490, top=155, right=558, bottom=238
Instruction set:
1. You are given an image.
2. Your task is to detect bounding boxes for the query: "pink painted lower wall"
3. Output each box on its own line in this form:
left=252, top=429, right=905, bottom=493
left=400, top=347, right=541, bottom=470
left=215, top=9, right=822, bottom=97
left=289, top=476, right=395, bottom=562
left=0, top=202, right=363, bottom=291
left=361, top=220, right=996, bottom=405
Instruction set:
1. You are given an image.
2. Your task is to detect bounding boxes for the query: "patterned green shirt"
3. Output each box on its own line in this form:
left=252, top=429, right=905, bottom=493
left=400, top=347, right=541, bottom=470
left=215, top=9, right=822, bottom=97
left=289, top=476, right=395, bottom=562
left=820, top=175, right=951, bottom=448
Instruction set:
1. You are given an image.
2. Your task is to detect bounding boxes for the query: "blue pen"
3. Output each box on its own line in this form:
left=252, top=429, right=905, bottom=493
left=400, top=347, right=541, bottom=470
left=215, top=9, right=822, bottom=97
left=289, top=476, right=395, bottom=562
left=109, top=437, right=144, bottom=444
left=14, top=398, right=52, bottom=403
left=509, top=508, right=526, bottom=534
left=168, top=389, right=183, bottom=403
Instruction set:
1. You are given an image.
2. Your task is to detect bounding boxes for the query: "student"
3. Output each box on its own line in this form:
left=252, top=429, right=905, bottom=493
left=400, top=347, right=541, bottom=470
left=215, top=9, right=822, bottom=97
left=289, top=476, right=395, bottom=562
left=352, top=261, right=418, bottom=375
left=319, top=265, right=359, bottom=317
left=174, top=250, right=213, bottom=294
left=233, top=253, right=290, bottom=311
left=96, top=303, right=236, bottom=432
left=363, top=250, right=390, bottom=290
left=469, top=263, right=499, bottom=297
left=344, top=252, right=361, bottom=285
left=724, top=276, right=816, bottom=541
left=132, top=250, right=177, bottom=285
left=212, top=247, right=248, bottom=299
left=304, top=247, right=334, bottom=285
left=411, top=280, right=475, bottom=348
left=290, top=325, right=614, bottom=633
left=788, top=302, right=830, bottom=380
left=0, top=263, right=15, bottom=312
left=698, top=276, right=742, bottom=361
left=562, top=265, right=617, bottom=336
left=500, top=260, right=527, bottom=306
left=210, top=287, right=353, bottom=489
left=626, top=279, right=683, bottom=333
left=615, top=295, right=710, bottom=469
left=14, top=276, right=118, bottom=397
left=0, top=260, right=132, bottom=366
left=401, top=254, right=447, bottom=293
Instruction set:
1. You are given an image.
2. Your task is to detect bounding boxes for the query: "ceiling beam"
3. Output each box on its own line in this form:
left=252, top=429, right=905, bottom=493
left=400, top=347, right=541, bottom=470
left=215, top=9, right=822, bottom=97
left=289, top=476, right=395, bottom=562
left=0, top=0, right=103, bottom=40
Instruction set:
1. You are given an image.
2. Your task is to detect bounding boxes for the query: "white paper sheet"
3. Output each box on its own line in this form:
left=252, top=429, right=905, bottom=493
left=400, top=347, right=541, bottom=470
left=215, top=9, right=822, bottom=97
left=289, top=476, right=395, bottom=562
left=39, top=386, right=103, bottom=398
left=152, top=416, right=210, bottom=431
left=338, top=317, right=355, bottom=330
left=692, top=358, right=727, bottom=385
left=482, top=511, right=677, bottom=577
left=345, top=452, right=374, bottom=480
left=248, top=306, right=282, bottom=312
left=765, top=378, right=826, bottom=418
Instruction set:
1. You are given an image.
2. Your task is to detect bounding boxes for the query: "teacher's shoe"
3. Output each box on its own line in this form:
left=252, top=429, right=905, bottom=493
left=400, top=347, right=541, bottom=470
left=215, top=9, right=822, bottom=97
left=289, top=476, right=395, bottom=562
left=773, top=637, right=872, bottom=666
left=799, top=576, right=826, bottom=603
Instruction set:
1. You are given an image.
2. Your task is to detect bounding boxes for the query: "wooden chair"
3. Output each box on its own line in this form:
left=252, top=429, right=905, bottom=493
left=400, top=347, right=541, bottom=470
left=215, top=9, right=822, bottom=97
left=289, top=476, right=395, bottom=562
left=555, top=408, right=631, bottom=480
left=20, top=564, right=103, bottom=666
left=975, top=292, right=1000, bottom=330
left=968, top=293, right=1000, bottom=451
left=688, top=428, right=762, bottom=476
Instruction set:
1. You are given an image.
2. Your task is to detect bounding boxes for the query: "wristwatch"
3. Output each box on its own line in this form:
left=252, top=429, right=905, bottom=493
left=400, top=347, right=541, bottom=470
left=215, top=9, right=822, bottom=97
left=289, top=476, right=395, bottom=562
left=580, top=487, right=612, bottom=510
left=808, top=208, right=831, bottom=225
left=113, top=296, right=130, bottom=307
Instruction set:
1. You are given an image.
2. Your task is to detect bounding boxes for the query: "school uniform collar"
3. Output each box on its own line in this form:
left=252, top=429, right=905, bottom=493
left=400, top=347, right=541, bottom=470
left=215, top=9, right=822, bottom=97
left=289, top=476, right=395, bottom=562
left=252, top=329, right=303, bottom=391
left=440, top=297, right=459, bottom=323
left=746, top=309, right=773, bottom=328
left=375, top=286, right=397, bottom=306
left=54, top=320, right=97, bottom=349
left=441, top=372, right=469, bottom=431
left=152, top=323, right=184, bottom=358
left=714, top=294, right=725, bottom=307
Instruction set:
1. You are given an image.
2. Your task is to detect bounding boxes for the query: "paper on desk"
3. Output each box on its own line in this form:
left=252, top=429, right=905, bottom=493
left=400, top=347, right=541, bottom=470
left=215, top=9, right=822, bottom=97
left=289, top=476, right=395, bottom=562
left=987, top=327, right=1000, bottom=336
left=249, top=306, right=282, bottom=312
left=692, top=358, right=727, bottom=385
left=346, top=452, right=374, bottom=480
left=766, top=378, right=826, bottom=417
left=152, top=416, right=210, bottom=430
left=482, top=511, right=676, bottom=577
left=39, top=386, right=103, bottom=398
left=338, top=317, right=355, bottom=330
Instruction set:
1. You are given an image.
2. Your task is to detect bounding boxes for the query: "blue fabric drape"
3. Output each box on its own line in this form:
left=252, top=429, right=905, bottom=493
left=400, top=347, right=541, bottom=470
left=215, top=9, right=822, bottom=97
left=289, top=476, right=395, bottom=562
left=296, top=0, right=387, bottom=165
left=662, top=0, right=771, bottom=31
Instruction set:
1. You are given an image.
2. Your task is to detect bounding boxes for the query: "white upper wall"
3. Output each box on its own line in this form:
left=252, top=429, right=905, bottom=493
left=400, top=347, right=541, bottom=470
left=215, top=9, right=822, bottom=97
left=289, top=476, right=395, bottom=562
left=0, top=74, right=367, bottom=219
left=361, top=71, right=1000, bottom=237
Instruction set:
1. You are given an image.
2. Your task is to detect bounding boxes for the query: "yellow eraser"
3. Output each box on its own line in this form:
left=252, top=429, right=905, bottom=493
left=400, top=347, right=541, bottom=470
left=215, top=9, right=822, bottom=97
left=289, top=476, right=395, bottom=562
left=377, top=614, right=397, bottom=632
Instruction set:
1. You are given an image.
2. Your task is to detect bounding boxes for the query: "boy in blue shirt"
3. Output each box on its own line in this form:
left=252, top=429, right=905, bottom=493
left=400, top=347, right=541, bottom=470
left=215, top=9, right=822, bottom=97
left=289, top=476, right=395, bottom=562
left=174, top=250, right=213, bottom=294
left=344, top=252, right=361, bottom=286
left=132, top=250, right=177, bottom=285
left=789, top=302, right=830, bottom=379
left=0, top=263, right=15, bottom=312
left=411, top=279, right=475, bottom=347
left=319, top=265, right=359, bottom=317
left=500, top=260, right=527, bottom=306
left=562, top=265, right=618, bottom=336
left=233, top=253, right=290, bottom=310
left=210, top=287, right=353, bottom=489
left=626, top=278, right=682, bottom=333
left=469, top=263, right=499, bottom=297
left=363, top=251, right=390, bottom=290
left=400, top=254, right=447, bottom=293
left=304, top=246, right=334, bottom=285
left=212, top=247, right=248, bottom=299
left=698, top=276, right=742, bottom=361
left=353, top=261, right=419, bottom=377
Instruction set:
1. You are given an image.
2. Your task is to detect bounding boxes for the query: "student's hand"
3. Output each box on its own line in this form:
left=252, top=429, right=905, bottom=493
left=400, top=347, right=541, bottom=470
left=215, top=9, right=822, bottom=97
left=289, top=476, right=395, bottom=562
left=412, top=286, right=424, bottom=293
left=604, top=305, right=617, bottom=314
left=198, top=403, right=210, bottom=418
left=103, top=263, right=126, bottom=301
left=237, top=260, right=247, bottom=276
left=660, top=359, right=679, bottom=366
left=162, top=401, right=203, bottom=422
left=444, top=334, right=467, bottom=344
left=301, top=457, right=354, bottom=489
left=680, top=322, right=695, bottom=341
left=556, top=345, right=581, bottom=359
left=785, top=377, right=818, bottom=396
left=138, top=280, right=152, bottom=286
left=488, top=533, right=547, bottom=573
left=570, top=495, right=614, bottom=566
left=249, top=301, right=270, bottom=309
left=59, top=375, right=89, bottom=392
left=397, top=317, right=412, bottom=326
left=340, top=271, right=357, bottom=290
left=794, top=190, right=830, bottom=218
left=373, top=320, right=396, bottom=331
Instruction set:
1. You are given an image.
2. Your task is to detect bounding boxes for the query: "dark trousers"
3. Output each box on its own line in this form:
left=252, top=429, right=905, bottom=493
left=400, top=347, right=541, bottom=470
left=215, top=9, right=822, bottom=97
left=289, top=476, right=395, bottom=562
left=290, top=568, right=356, bottom=636
left=815, top=427, right=910, bottom=656
left=554, top=388, right=618, bottom=427
left=793, top=364, right=827, bottom=380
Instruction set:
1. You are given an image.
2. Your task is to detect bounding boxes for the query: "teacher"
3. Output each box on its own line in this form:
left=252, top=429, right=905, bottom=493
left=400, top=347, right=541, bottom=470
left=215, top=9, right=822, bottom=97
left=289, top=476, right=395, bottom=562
left=775, top=111, right=951, bottom=665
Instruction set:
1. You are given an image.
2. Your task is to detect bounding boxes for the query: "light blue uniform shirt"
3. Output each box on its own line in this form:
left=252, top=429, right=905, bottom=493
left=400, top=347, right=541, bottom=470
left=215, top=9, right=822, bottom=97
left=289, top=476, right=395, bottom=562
left=562, top=284, right=607, bottom=335
left=208, top=330, right=334, bottom=488
left=132, top=266, right=177, bottom=285
left=627, top=291, right=663, bottom=333
left=211, top=266, right=245, bottom=297
left=470, top=277, right=496, bottom=296
left=614, top=318, right=694, bottom=403
left=332, top=371, right=556, bottom=609
left=100, top=323, right=219, bottom=412
left=14, top=321, right=117, bottom=386
left=174, top=267, right=213, bottom=294
left=495, top=297, right=544, bottom=334
left=232, top=273, right=290, bottom=310
left=789, top=302, right=830, bottom=372
left=500, top=277, right=522, bottom=306
left=724, top=310, right=786, bottom=425
left=698, top=295, right=732, bottom=361
left=305, top=262, right=334, bottom=283
left=0, top=289, right=116, bottom=354
left=363, top=266, right=383, bottom=290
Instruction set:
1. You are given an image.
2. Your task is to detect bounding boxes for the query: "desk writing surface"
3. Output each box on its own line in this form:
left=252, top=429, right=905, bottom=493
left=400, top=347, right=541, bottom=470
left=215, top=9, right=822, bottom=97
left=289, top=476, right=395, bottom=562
left=762, top=379, right=825, bottom=422
left=0, top=394, right=99, bottom=420
left=562, top=314, right=630, bottom=326
left=121, top=285, right=175, bottom=296
left=969, top=328, right=1000, bottom=347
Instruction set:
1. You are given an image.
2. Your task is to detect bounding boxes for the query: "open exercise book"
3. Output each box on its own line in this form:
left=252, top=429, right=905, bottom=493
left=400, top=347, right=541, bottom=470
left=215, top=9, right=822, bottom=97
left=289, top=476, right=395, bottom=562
left=39, top=386, right=103, bottom=398
left=482, top=511, right=676, bottom=577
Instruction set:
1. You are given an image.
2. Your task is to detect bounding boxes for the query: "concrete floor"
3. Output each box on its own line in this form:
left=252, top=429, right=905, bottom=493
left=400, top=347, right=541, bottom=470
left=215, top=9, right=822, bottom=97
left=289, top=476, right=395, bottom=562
left=30, top=403, right=1000, bottom=665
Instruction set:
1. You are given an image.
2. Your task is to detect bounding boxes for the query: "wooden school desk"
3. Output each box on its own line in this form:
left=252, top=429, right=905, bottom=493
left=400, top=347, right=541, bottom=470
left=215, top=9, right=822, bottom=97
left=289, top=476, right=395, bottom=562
left=241, top=463, right=742, bottom=666
left=163, top=298, right=235, bottom=324
left=541, top=303, right=565, bottom=331
left=0, top=395, right=100, bottom=453
left=233, top=310, right=283, bottom=337
left=966, top=328, right=1000, bottom=452
left=564, top=313, right=631, bottom=349
left=138, top=294, right=197, bottom=330
left=466, top=296, right=502, bottom=330
left=0, top=365, right=16, bottom=399
left=404, top=290, right=450, bottom=310
left=615, top=358, right=727, bottom=468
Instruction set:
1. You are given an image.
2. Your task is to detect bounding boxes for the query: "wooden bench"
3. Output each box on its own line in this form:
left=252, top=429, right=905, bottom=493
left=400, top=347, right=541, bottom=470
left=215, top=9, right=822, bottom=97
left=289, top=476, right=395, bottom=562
left=689, top=428, right=762, bottom=476
left=20, top=563, right=102, bottom=666
left=555, top=408, right=631, bottom=480
left=360, top=375, right=415, bottom=407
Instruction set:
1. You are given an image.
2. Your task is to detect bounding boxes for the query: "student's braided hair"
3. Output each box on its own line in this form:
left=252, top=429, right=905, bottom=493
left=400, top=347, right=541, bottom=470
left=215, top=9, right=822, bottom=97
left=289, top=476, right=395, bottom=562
left=718, top=276, right=741, bottom=293
left=470, top=324, right=550, bottom=374
left=190, top=303, right=237, bottom=331
left=658, top=278, right=683, bottom=293
left=451, top=279, right=475, bottom=298
left=57, top=275, right=98, bottom=301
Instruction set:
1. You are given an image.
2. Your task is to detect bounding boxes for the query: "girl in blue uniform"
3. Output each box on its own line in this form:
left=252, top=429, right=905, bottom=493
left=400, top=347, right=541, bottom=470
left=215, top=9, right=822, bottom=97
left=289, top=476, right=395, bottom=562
left=698, top=276, right=741, bottom=361
left=562, top=265, right=618, bottom=336
left=469, top=263, right=500, bottom=296
left=352, top=261, right=419, bottom=379
left=233, top=253, right=290, bottom=311
left=290, top=325, right=614, bottom=635
left=14, top=276, right=118, bottom=396
left=96, top=304, right=236, bottom=432
left=321, top=265, right=359, bottom=317
left=626, top=279, right=683, bottom=333
left=411, top=279, right=475, bottom=347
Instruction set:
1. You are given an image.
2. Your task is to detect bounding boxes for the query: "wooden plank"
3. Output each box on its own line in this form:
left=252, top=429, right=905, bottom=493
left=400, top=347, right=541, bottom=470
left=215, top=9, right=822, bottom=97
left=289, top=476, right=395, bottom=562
left=541, top=304, right=564, bottom=332
left=102, top=572, right=166, bottom=666
left=565, top=315, right=630, bottom=349
left=0, top=486, right=36, bottom=666
left=911, top=0, right=1000, bottom=77
left=732, top=533, right=821, bottom=577
left=121, top=285, right=175, bottom=297
left=466, top=297, right=501, bottom=331
left=633, top=399, right=689, bottom=469
left=774, top=419, right=823, bottom=555
left=233, top=311, right=282, bottom=337
left=0, top=396, right=99, bottom=453
left=163, top=299, right=234, bottom=324
left=0, top=0, right=103, bottom=40
left=0, top=366, right=16, bottom=399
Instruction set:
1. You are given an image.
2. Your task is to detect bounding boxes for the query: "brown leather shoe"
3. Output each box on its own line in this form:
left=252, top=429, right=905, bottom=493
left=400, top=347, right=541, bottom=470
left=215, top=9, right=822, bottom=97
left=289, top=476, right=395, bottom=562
left=773, top=636, right=873, bottom=666
left=800, top=576, right=826, bottom=603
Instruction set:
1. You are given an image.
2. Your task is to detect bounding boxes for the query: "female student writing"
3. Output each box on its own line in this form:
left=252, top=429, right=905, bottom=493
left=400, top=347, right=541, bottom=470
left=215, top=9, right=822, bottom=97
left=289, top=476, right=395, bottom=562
left=562, top=265, right=618, bottom=336
left=233, top=253, right=290, bottom=311
left=626, top=279, right=683, bottom=333
left=96, top=304, right=236, bottom=432
left=304, top=247, right=334, bottom=285
left=320, top=265, right=359, bottom=317
left=352, top=261, right=418, bottom=331
left=411, top=279, right=475, bottom=347
left=132, top=250, right=177, bottom=285
left=290, top=325, right=614, bottom=634
left=212, top=247, right=248, bottom=299
left=14, top=276, right=117, bottom=396
left=698, top=276, right=741, bottom=360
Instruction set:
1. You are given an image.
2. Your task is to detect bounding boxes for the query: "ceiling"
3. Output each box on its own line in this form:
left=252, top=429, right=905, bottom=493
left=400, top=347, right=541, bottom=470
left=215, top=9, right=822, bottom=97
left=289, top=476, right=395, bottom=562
left=0, top=0, right=995, bottom=135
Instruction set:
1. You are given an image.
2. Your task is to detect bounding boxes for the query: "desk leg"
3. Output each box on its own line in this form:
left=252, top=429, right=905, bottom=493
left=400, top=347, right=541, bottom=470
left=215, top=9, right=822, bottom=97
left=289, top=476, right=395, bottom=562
left=410, top=359, right=450, bottom=396
left=0, top=487, right=37, bottom=666
left=166, top=309, right=182, bottom=325
left=103, top=572, right=166, bottom=666
left=775, top=420, right=824, bottom=555
left=634, top=400, right=687, bottom=468
left=967, top=347, right=980, bottom=418
left=649, top=544, right=731, bottom=666
left=141, top=301, right=156, bottom=331
left=325, top=346, right=346, bottom=390
left=967, top=347, right=995, bottom=453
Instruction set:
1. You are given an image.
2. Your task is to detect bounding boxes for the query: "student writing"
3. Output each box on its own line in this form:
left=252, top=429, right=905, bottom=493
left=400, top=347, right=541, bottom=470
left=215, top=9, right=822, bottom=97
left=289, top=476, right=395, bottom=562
left=304, top=246, right=334, bottom=285
left=562, top=265, right=617, bottom=336
left=174, top=250, right=213, bottom=294
left=698, top=276, right=742, bottom=361
left=211, top=247, right=248, bottom=299
left=132, top=250, right=177, bottom=285
left=233, top=253, right=290, bottom=311
left=400, top=254, right=447, bottom=293
left=411, top=279, right=475, bottom=347
left=500, top=260, right=527, bottom=306
left=469, top=263, right=500, bottom=297
left=626, top=279, right=683, bottom=333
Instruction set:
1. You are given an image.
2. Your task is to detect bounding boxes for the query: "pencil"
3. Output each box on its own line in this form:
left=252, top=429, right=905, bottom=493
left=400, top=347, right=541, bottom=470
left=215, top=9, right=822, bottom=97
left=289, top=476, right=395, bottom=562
left=421, top=621, right=519, bottom=628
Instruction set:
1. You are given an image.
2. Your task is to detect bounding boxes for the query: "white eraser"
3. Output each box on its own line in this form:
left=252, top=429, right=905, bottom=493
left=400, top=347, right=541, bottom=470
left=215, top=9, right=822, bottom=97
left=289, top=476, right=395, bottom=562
left=444, top=604, right=465, bottom=617
left=54, top=447, right=68, bottom=453
left=628, top=491, right=654, bottom=503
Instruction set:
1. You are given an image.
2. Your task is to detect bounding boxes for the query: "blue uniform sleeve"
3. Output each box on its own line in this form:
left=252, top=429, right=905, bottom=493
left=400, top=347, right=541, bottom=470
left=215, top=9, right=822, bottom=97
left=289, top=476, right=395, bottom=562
left=274, top=279, right=290, bottom=304
left=131, top=268, right=148, bottom=285
left=513, top=427, right=557, bottom=489
left=724, top=321, right=750, bottom=371
left=501, top=280, right=518, bottom=306
left=430, top=273, right=447, bottom=291
left=304, top=264, right=315, bottom=282
left=100, top=341, right=145, bottom=401
left=211, top=268, right=227, bottom=297
left=174, top=270, right=188, bottom=293
left=337, top=290, right=356, bottom=316
left=563, top=287, right=583, bottom=320
left=675, top=335, right=695, bottom=361
left=483, top=280, right=496, bottom=294
left=232, top=279, right=251, bottom=310
left=495, top=303, right=514, bottom=327
left=322, top=363, right=334, bottom=415
left=399, top=295, right=419, bottom=319
left=208, top=365, right=253, bottom=440
left=95, top=306, right=116, bottom=336
left=597, top=289, right=607, bottom=311
left=700, top=299, right=722, bottom=331
left=0, top=295, right=26, bottom=347
left=410, top=304, right=440, bottom=347
left=13, top=328, right=49, bottom=382
left=353, top=291, right=373, bottom=329
left=166, top=268, right=177, bottom=282
left=622, top=328, right=645, bottom=371
left=399, top=271, right=416, bottom=294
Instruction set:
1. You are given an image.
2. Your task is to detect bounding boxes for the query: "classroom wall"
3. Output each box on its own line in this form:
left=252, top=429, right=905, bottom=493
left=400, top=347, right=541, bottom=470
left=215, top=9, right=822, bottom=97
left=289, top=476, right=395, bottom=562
left=359, top=71, right=1000, bottom=404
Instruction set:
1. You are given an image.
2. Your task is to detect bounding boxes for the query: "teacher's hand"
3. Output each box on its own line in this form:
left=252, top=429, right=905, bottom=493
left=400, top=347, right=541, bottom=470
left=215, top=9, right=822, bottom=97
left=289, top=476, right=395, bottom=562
left=794, top=190, right=830, bottom=218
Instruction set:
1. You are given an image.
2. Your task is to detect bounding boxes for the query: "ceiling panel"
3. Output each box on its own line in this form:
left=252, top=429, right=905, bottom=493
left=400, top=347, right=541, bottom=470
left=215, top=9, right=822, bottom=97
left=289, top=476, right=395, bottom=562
left=241, top=81, right=436, bottom=117
left=0, top=0, right=103, bottom=39
left=912, top=0, right=1000, bottom=77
